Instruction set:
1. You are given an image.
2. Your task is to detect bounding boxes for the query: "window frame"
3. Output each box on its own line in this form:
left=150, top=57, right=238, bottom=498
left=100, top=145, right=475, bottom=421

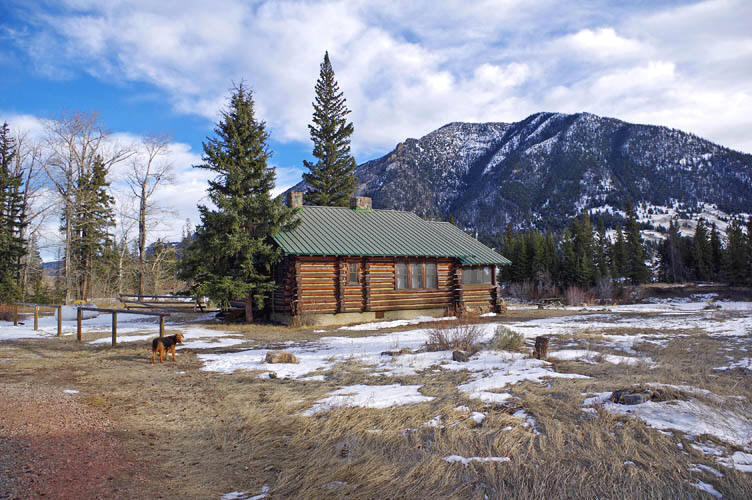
left=462, top=265, right=493, bottom=285
left=347, top=261, right=360, bottom=285
left=395, top=259, right=439, bottom=290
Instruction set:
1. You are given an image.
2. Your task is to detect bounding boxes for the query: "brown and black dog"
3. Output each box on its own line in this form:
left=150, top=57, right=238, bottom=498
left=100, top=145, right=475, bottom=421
left=151, top=333, right=184, bottom=364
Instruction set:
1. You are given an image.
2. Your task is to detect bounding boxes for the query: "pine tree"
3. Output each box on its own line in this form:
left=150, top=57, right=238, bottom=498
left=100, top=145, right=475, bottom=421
left=0, top=123, right=26, bottom=301
left=181, top=85, right=299, bottom=322
left=612, top=225, right=627, bottom=279
left=746, top=217, right=752, bottom=286
left=624, top=202, right=650, bottom=284
left=595, top=215, right=611, bottom=282
left=723, top=217, right=746, bottom=285
left=692, top=218, right=712, bottom=281
left=658, top=219, right=687, bottom=283
left=70, top=155, right=115, bottom=300
left=302, top=52, right=357, bottom=207
left=709, top=223, right=723, bottom=280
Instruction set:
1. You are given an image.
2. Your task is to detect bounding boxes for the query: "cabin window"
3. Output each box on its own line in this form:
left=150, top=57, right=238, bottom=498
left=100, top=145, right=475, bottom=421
left=463, top=266, right=492, bottom=284
left=396, top=262, right=409, bottom=289
left=348, top=262, right=360, bottom=284
left=425, top=262, right=438, bottom=288
left=410, top=262, right=424, bottom=288
left=396, top=260, right=438, bottom=289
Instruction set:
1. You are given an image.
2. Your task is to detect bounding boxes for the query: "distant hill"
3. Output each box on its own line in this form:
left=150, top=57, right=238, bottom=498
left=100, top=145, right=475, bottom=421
left=289, top=112, right=752, bottom=238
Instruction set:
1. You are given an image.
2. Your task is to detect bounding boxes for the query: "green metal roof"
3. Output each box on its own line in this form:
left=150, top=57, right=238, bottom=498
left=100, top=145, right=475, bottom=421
left=273, top=206, right=511, bottom=266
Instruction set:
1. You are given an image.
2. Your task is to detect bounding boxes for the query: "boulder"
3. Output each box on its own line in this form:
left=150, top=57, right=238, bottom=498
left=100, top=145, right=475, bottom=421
left=610, top=389, right=651, bottom=405
left=452, top=350, right=470, bottom=362
left=265, top=350, right=298, bottom=364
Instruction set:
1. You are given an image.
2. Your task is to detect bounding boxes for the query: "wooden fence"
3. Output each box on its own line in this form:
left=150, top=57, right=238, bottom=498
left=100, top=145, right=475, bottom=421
left=76, top=307, right=170, bottom=345
left=10, top=302, right=169, bottom=346
left=118, top=294, right=209, bottom=312
left=12, top=302, right=63, bottom=336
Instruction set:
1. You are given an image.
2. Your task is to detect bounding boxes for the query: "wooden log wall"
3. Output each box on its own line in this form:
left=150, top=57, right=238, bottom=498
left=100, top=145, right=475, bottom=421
left=282, top=256, right=477, bottom=314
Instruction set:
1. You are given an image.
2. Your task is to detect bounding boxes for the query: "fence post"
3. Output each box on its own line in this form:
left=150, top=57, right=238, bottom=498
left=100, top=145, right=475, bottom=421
left=13, top=304, right=18, bottom=326
left=159, top=315, right=165, bottom=337
left=112, top=312, right=117, bottom=346
left=34, top=306, right=39, bottom=331
left=57, top=306, right=62, bottom=337
left=77, top=308, right=82, bottom=342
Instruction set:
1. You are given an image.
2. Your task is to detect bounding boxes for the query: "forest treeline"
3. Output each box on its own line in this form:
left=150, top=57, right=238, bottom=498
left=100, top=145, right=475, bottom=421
left=492, top=201, right=752, bottom=299
left=0, top=114, right=184, bottom=304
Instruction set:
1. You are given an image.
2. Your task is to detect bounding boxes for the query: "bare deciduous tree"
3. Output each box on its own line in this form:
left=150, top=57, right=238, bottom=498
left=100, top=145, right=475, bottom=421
left=126, top=134, right=173, bottom=299
left=44, top=111, right=134, bottom=302
left=10, top=130, right=53, bottom=298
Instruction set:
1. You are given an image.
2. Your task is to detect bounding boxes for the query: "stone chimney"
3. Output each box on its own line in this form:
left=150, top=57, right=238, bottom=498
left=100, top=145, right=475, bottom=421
left=287, top=191, right=303, bottom=208
left=350, top=196, right=372, bottom=210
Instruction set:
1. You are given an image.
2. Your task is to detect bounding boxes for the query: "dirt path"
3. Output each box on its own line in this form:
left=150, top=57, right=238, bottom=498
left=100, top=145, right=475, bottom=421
left=0, top=383, right=148, bottom=499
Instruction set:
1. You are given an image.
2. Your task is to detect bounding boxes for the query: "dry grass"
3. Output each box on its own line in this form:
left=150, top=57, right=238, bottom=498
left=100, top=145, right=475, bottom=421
left=2, top=306, right=752, bottom=499
left=425, top=321, right=483, bottom=352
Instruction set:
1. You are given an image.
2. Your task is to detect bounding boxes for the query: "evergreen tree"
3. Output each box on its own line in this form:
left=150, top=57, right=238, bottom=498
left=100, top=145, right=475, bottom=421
left=723, top=217, right=746, bottom=285
left=624, top=202, right=650, bottom=284
left=612, top=225, right=627, bottom=279
left=0, top=123, right=26, bottom=301
left=658, top=219, right=687, bottom=283
left=746, top=217, right=752, bottom=285
left=302, top=52, right=357, bottom=206
left=709, top=223, right=723, bottom=280
left=70, top=155, right=115, bottom=300
left=692, top=218, right=712, bottom=281
left=181, top=85, right=299, bottom=321
left=595, top=215, right=611, bottom=282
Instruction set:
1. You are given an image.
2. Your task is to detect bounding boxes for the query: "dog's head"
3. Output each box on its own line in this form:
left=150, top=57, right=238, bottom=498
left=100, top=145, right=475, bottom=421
left=175, top=333, right=184, bottom=344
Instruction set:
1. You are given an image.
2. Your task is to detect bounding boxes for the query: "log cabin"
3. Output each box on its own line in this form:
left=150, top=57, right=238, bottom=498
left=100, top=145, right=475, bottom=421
left=270, top=192, right=511, bottom=326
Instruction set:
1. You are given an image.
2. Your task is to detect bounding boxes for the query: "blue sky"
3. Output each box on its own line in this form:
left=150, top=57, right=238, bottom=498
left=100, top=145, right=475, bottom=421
left=1, top=0, right=750, bottom=259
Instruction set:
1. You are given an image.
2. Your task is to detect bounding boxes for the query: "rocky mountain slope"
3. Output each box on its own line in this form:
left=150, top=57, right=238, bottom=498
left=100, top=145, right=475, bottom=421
left=291, top=112, right=752, bottom=237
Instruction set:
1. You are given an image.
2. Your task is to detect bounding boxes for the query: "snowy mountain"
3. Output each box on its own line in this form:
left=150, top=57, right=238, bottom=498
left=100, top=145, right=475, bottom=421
left=290, top=112, right=752, bottom=237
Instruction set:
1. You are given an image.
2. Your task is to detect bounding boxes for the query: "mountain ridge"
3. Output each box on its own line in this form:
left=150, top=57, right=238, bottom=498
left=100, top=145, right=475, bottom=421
left=289, top=111, right=752, bottom=237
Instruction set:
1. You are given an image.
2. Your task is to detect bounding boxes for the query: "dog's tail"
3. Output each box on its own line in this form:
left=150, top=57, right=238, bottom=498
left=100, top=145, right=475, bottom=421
left=151, top=337, right=161, bottom=350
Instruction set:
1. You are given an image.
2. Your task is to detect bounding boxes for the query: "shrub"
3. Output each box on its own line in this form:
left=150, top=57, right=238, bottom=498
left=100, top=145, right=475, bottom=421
left=565, top=286, right=589, bottom=306
left=489, top=325, right=524, bottom=351
left=425, top=321, right=483, bottom=352
left=0, top=303, right=12, bottom=322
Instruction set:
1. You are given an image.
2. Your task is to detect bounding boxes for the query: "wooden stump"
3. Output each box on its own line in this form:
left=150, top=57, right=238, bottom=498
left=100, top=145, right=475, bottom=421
left=533, top=336, right=549, bottom=360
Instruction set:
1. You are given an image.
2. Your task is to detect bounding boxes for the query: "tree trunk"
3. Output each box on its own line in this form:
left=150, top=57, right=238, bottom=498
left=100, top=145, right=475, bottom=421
left=245, top=294, right=253, bottom=323
left=64, top=197, right=73, bottom=304
left=138, top=184, right=147, bottom=300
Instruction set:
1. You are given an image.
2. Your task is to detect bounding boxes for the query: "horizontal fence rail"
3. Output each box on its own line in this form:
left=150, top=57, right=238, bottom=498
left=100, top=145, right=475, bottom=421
left=12, top=302, right=63, bottom=336
left=76, top=307, right=170, bottom=345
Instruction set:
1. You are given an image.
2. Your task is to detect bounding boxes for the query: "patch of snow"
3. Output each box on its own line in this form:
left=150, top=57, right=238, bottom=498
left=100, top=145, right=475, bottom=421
left=690, top=464, right=724, bottom=478
left=469, top=412, right=486, bottom=424
left=454, top=405, right=470, bottom=412
left=715, top=358, right=752, bottom=371
left=717, top=452, right=752, bottom=473
left=62, top=389, right=79, bottom=394
left=549, top=349, right=653, bottom=366
left=597, top=398, right=752, bottom=451
left=691, top=480, right=722, bottom=498
left=220, top=491, right=250, bottom=500
left=338, top=316, right=455, bottom=331
left=303, top=384, right=434, bottom=415
left=443, top=455, right=510, bottom=465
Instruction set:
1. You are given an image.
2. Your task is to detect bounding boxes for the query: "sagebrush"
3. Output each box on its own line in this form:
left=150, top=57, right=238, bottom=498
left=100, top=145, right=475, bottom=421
left=490, top=325, right=524, bottom=351
left=425, top=321, right=483, bottom=352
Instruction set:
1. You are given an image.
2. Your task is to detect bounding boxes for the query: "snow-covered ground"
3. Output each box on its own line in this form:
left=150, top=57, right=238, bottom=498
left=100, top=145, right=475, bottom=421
left=0, top=312, right=243, bottom=350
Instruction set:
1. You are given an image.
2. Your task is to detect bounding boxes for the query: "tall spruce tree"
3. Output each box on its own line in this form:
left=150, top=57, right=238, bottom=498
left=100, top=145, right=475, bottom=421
left=612, top=225, right=627, bottom=279
left=692, top=218, right=712, bottom=281
left=624, top=202, right=650, bottom=284
left=69, top=155, right=114, bottom=300
left=723, top=217, right=746, bottom=285
left=0, top=123, right=26, bottom=301
left=181, top=85, right=298, bottom=322
left=302, top=51, right=357, bottom=206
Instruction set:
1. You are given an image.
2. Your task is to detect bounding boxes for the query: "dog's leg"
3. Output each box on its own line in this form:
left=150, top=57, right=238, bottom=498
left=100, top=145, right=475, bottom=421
left=152, top=349, right=156, bottom=364
left=171, top=345, right=177, bottom=362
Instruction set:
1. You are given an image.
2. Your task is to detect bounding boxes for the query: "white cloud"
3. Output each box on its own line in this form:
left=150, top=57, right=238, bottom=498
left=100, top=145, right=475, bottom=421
left=6, top=0, right=752, bottom=156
